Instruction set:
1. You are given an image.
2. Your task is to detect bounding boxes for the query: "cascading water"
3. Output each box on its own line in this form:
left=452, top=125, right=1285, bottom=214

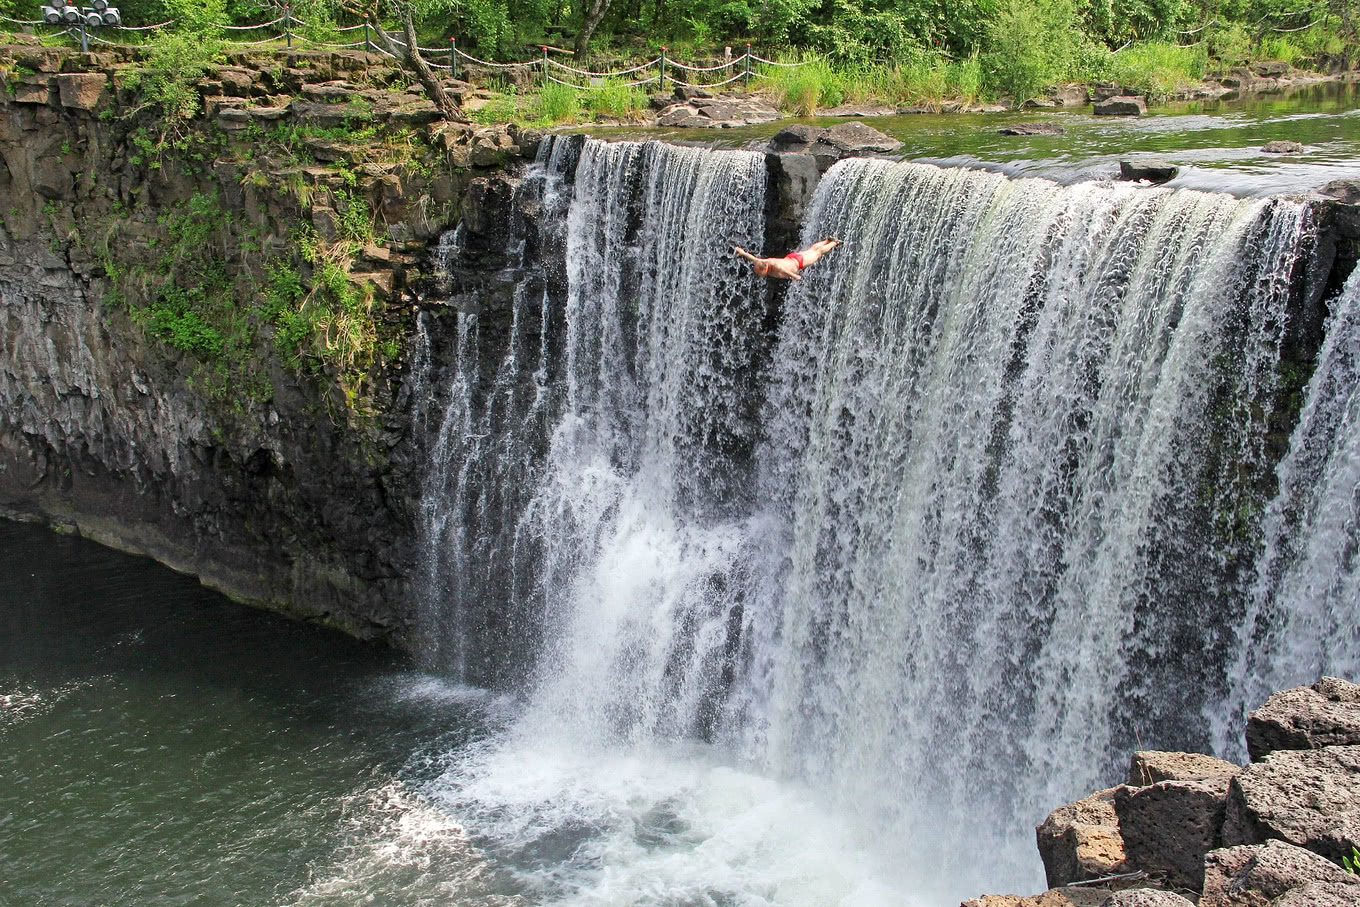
left=416, top=140, right=1357, bottom=903
left=1222, top=265, right=1360, bottom=738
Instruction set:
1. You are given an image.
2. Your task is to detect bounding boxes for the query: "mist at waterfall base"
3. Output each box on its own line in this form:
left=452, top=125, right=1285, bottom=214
left=406, top=137, right=1360, bottom=905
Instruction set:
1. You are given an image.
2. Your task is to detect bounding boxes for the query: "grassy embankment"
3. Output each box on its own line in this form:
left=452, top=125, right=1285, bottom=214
left=465, top=24, right=1347, bottom=125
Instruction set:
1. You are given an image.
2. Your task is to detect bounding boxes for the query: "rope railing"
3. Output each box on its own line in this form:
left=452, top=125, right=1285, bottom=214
left=219, top=17, right=286, bottom=30
left=8, top=14, right=810, bottom=95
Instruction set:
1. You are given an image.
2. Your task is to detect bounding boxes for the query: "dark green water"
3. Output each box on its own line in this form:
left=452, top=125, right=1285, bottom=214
left=590, top=80, right=1360, bottom=196
left=0, top=520, right=515, bottom=907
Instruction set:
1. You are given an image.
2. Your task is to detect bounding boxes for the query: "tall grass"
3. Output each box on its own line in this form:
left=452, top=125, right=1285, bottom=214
left=585, top=78, right=648, bottom=120
left=537, top=81, right=581, bottom=122
left=759, top=58, right=843, bottom=115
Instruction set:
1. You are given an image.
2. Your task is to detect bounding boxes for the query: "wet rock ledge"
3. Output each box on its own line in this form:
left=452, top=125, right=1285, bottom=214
left=963, top=677, right=1360, bottom=907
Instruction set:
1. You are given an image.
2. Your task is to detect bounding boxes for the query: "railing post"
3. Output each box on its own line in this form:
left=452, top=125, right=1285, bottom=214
left=363, top=14, right=371, bottom=53
left=283, top=3, right=292, bottom=48
left=77, top=15, right=87, bottom=52
left=745, top=43, right=751, bottom=87
left=450, top=36, right=457, bottom=79
left=659, top=46, right=666, bottom=91
left=541, top=45, right=548, bottom=87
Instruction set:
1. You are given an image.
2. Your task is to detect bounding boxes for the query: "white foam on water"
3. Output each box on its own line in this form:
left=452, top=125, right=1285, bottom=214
left=0, top=678, right=101, bottom=730
left=284, top=780, right=521, bottom=907
left=435, top=736, right=918, bottom=907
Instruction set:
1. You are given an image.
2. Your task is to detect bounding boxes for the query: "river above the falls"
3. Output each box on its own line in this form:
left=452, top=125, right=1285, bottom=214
left=579, top=79, right=1360, bottom=197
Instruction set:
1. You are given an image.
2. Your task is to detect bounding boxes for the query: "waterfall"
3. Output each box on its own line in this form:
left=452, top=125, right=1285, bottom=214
left=739, top=159, right=1310, bottom=885
left=417, top=141, right=1356, bottom=902
left=1222, top=266, right=1360, bottom=737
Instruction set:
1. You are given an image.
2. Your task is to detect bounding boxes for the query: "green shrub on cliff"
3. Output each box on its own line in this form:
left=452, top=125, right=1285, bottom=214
left=1345, top=846, right=1359, bottom=873
left=120, top=31, right=226, bottom=155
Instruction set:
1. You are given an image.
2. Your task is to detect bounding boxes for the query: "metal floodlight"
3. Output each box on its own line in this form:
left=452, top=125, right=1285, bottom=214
left=60, top=5, right=80, bottom=23
left=40, top=5, right=62, bottom=23
left=89, top=0, right=106, bottom=9
left=100, top=6, right=118, bottom=24
left=82, top=10, right=101, bottom=27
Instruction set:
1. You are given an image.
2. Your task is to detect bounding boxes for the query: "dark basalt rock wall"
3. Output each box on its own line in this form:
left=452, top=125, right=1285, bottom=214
left=0, top=44, right=532, bottom=643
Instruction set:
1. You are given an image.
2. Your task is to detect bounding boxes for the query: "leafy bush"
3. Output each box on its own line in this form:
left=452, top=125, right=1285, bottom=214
left=470, top=93, right=519, bottom=123
left=120, top=30, right=225, bottom=151
left=981, top=0, right=1083, bottom=104
left=1209, top=22, right=1254, bottom=68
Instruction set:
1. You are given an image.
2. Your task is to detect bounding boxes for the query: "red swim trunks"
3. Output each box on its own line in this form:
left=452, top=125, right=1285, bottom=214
left=784, top=251, right=806, bottom=269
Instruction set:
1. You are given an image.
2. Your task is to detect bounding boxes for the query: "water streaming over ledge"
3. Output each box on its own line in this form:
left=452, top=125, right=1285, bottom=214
left=416, top=138, right=1357, bottom=902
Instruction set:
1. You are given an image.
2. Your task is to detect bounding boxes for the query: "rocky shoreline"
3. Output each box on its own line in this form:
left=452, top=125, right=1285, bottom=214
left=964, top=677, right=1360, bottom=907
left=588, top=61, right=1360, bottom=130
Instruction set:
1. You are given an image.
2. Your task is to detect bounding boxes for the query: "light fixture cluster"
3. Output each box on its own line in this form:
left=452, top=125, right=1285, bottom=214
left=41, top=2, right=120, bottom=27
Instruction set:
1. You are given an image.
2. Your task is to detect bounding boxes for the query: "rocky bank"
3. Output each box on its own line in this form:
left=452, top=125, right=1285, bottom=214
left=965, top=677, right=1360, bottom=907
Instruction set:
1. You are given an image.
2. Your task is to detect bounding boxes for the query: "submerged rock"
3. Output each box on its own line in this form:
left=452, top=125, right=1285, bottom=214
left=766, top=123, right=827, bottom=153
left=998, top=122, right=1066, bottom=136
left=1262, top=140, right=1305, bottom=153
left=1094, top=96, right=1147, bottom=116
left=1119, top=160, right=1179, bottom=183
left=818, top=120, right=904, bottom=154
left=655, top=95, right=780, bottom=128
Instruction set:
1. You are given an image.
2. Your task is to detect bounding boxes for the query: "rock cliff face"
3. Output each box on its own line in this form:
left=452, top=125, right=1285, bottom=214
left=0, top=42, right=533, bottom=642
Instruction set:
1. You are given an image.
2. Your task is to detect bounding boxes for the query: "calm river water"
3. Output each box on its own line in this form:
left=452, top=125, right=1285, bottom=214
left=0, top=520, right=519, bottom=906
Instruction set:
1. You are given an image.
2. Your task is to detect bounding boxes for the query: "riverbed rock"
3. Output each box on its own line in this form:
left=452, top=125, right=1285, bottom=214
left=1099, top=891, right=1196, bottom=907
left=1252, top=61, right=1291, bottom=77
left=1200, top=840, right=1360, bottom=907
left=656, top=96, right=780, bottom=128
left=1128, top=751, right=1240, bottom=785
left=1221, top=744, right=1360, bottom=863
left=1246, top=677, right=1360, bottom=760
left=767, top=123, right=827, bottom=153
left=1094, top=96, right=1147, bottom=116
left=999, top=122, right=1066, bottom=136
left=1114, top=775, right=1233, bottom=892
left=1049, top=84, right=1090, bottom=106
left=1261, top=140, right=1305, bottom=153
left=1090, top=81, right=1124, bottom=101
left=1317, top=180, right=1360, bottom=239
left=1037, top=787, right=1127, bottom=887
left=818, top=121, right=904, bottom=154
left=1119, top=160, right=1179, bottom=183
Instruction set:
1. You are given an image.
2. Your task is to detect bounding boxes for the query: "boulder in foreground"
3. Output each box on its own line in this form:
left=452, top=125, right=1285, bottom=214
left=1246, top=676, right=1360, bottom=760
left=1201, top=840, right=1360, bottom=907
